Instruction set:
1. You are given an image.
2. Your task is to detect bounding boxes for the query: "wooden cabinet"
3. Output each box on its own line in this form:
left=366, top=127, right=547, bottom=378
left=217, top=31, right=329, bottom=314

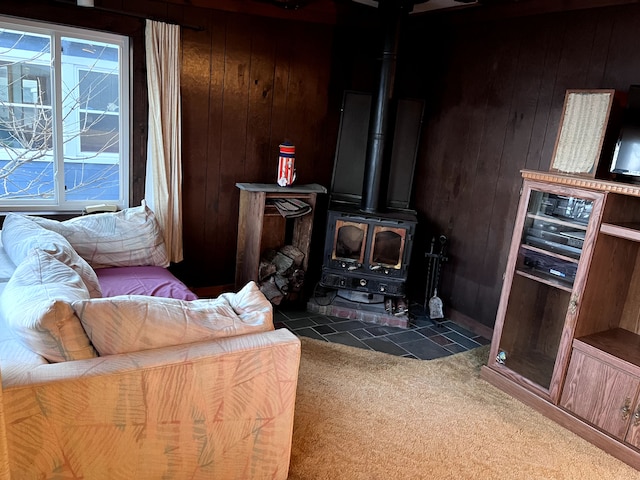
left=561, top=331, right=640, bottom=449
left=486, top=176, right=605, bottom=402
left=481, top=170, right=640, bottom=470
left=234, top=183, right=326, bottom=292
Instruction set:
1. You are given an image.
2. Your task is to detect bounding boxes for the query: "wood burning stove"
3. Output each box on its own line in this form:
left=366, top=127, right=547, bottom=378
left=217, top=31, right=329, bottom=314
left=320, top=206, right=416, bottom=296
left=320, top=0, right=419, bottom=300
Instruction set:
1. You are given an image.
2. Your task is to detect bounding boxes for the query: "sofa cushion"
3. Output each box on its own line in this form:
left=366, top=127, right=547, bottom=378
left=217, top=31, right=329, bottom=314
left=73, top=281, right=273, bottom=355
left=95, top=265, right=198, bottom=300
left=0, top=249, right=97, bottom=362
left=0, top=237, right=16, bottom=285
left=30, top=203, right=169, bottom=269
left=2, top=213, right=102, bottom=298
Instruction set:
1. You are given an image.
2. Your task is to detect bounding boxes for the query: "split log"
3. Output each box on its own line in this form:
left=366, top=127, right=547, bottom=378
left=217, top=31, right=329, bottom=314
left=274, top=273, right=290, bottom=292
left=258, top=260, right=277, bottom=282
left=273, top=252, right=294, bottom=274
left=279, top=245, right=305, bottom=267
left=257, top=244, right=306, bottom=304
left=259, top=277, right=284, bottom=305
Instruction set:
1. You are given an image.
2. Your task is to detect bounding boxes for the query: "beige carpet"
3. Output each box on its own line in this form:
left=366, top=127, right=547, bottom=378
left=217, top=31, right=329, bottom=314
left=288, top=337, right=640, bottom=480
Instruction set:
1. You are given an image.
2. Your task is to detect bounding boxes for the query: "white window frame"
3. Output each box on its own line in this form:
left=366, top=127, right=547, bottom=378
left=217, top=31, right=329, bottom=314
left=0, top=15, right=129, bottom=212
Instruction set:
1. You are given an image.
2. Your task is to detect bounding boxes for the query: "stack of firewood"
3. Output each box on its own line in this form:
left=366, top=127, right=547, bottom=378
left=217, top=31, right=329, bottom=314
left=258, top=245, right=305, bottom=305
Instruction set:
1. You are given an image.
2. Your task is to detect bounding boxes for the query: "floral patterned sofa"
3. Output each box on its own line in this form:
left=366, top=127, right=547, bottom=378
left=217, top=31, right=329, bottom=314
left=0, top=206, right=300, bottom=480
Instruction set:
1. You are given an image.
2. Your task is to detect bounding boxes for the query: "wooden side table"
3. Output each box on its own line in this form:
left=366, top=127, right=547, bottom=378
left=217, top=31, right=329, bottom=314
left=235, top=183, right=327, bottom=291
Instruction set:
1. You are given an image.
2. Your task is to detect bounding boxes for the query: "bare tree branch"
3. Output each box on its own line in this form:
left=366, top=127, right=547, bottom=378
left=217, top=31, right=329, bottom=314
left=0, top=31, right=120, bottom=200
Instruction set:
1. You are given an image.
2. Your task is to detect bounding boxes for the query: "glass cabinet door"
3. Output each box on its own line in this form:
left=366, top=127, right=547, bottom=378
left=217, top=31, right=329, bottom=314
left=493, top=183, right=601, bottom=396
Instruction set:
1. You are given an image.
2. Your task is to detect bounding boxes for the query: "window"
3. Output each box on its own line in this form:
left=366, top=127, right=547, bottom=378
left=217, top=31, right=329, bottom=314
left=0, top=16, right=129, bottom=211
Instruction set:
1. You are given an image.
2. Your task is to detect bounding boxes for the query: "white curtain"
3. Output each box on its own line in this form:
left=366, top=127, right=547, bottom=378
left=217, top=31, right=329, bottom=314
left=145, top=19, right=183, bottom=263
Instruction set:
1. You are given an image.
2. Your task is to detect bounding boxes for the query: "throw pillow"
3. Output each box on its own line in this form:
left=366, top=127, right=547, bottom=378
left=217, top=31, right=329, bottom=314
left=2, top=213, right=102, bottom=298
left=0, top=248, right=97, bottom=362
left=0, top=239, right=16, bottom=284
left=73, top=281, right=273, bottom=355
left=30, top=202, right=170, bottom=268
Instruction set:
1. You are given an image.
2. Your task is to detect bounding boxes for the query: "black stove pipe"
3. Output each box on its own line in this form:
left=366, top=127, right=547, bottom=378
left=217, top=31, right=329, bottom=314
left=360, top=0, right=408, bottom=213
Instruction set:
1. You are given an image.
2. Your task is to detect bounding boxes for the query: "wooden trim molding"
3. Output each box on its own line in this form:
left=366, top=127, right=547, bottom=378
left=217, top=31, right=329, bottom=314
left=447, top=308, right=494, bottom=340
left=521, top=169, right=640, bottom=197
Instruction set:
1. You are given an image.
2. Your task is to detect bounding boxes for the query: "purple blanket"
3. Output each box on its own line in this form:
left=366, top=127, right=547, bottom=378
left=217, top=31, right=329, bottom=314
left=95, top=266, right=198, bottom=300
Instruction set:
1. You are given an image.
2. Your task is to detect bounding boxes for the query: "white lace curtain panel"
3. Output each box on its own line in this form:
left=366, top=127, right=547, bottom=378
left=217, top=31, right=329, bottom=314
left=145, top=19, right=184, bottom=263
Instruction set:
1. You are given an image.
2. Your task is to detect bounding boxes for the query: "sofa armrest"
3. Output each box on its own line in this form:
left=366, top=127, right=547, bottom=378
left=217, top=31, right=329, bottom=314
left=1, top=328, right=301, bottom=480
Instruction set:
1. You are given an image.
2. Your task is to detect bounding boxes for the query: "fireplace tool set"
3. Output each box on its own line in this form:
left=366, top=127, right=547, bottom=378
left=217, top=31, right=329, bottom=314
left=424, top=235, right=448, bottom=322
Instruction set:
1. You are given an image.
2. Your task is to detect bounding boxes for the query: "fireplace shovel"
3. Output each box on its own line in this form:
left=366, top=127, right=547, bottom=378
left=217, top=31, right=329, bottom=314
left=429, top=289, right=444, bottom=320
left=428, top=236, right=446, bottom=320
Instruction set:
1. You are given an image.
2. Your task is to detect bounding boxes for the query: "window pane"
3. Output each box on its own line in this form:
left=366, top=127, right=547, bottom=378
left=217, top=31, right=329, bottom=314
left=79, top=112, right=118, bottom=153
left=0, top=159, right=54, bottom=199
left=64, top=161, right=119, bottom=201
left=0, top=105, right=53, bottom=149
left=0, top=66, right=8, bottom=102
left=0, top=28, right=54, bottom=200
left=0, top=18, right=128, bottom=209
left=61, top=36, right=121, bottom=202
left=79, top=70, right=119, bottom=112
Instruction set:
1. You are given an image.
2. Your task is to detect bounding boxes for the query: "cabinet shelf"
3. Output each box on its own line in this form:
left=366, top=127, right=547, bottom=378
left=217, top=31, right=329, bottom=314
left=514, top=268, right=574, bottom=292
left=526, top=212, right=589, bottom=230
left=574, top=328, right=640, bottom=374
left=264, top=205, right=281, bottom=217
left=600, top=222, right=640, bottom=242
left=520, top=244, right=580, bottom=264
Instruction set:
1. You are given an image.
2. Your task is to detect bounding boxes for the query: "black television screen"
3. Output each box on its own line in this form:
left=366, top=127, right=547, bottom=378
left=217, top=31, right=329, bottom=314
left=610, top=85, right=640, bottom=177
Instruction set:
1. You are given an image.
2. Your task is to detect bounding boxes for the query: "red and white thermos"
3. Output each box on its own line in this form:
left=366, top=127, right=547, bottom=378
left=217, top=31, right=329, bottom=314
left=277, top=142, right=296, bottom=187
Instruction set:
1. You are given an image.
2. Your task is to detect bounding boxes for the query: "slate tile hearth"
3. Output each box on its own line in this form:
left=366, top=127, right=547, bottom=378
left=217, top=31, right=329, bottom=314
left=274, top=304, right=491, bottom=360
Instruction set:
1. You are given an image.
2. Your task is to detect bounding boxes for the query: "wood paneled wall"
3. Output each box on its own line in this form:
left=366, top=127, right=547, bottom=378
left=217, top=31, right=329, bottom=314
left=177, top=9, right=336, bottom=287
left=406, top=4, right=640, bottom=328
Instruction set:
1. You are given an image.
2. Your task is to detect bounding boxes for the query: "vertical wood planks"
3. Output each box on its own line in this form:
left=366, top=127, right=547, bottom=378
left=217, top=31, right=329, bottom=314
left=408, top=5, right=640, bottom=328
left=178, top=12, right=334, bottom=287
